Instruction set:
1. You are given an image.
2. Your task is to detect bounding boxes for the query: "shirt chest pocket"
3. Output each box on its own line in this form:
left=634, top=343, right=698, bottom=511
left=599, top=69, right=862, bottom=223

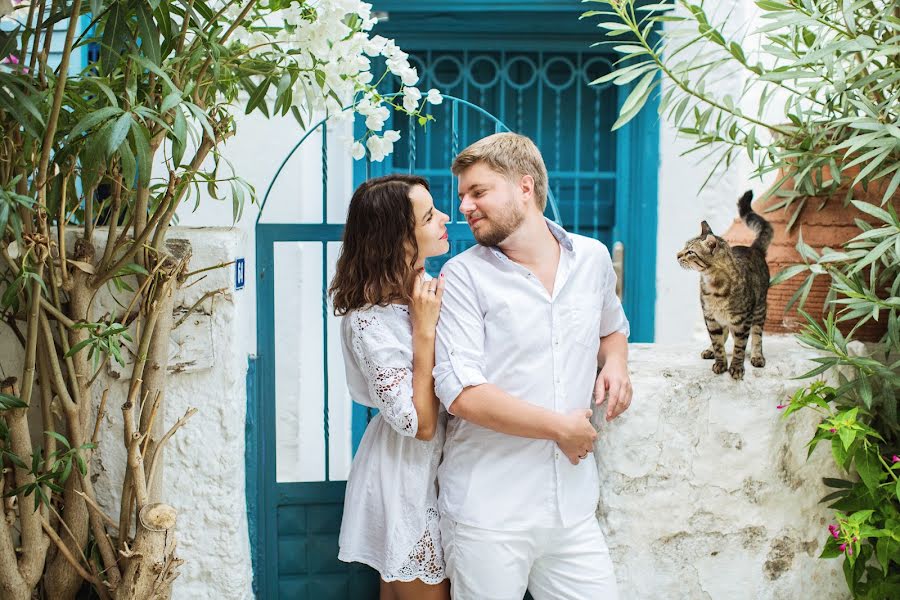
left=564, top=305, right=601, bottom=349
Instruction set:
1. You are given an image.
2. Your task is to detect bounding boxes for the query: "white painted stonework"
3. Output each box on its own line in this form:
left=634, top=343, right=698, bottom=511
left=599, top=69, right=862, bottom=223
left=596, top=337, right=848, bottom=599
left=84, top=227, right=254, bottom=600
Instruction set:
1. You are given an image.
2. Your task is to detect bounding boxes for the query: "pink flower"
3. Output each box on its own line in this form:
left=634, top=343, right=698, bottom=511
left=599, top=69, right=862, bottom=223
left=848, top=546, right=853, bottom=555
left=839, top=543, right=846, bottom=552
left=892, top=455, right=899, bottom=463
left=3, top=54, right=19, bottom=65
left=776, top=404, right=786, bottom=409
left=828, top=525, right=839, bottom=539
left=829, top=428, right=836, bottom=434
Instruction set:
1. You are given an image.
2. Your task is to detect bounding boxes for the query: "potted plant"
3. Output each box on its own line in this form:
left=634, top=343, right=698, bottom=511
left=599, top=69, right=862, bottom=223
left=0, top=1, right=433, bottom=598
left=585, top=1, right=899, bottom=594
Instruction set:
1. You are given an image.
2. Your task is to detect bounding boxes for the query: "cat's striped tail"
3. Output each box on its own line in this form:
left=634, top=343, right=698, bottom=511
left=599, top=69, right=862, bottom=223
left=738, top=190, right=773, bottom=253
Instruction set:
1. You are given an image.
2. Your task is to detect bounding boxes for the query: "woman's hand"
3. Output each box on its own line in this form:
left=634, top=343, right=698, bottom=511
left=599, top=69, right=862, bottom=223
left=409, top=271, right=445, bottom=336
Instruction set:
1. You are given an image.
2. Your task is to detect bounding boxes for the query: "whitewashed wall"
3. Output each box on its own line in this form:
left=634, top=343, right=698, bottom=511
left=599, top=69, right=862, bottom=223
left=596, top=338, right=847, bottom=598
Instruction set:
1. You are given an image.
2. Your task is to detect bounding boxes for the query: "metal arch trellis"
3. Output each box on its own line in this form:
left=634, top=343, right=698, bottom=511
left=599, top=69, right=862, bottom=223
left=256, top=94, right=563, bottom=225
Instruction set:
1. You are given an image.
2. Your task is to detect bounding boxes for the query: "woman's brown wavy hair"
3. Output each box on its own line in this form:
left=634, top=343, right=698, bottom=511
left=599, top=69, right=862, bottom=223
left=330, top=174, right=429, bottom=315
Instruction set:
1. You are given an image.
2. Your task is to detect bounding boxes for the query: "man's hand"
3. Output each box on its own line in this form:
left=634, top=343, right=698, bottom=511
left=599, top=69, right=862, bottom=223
left=595, top=356, right=632, bottom=421
left=554, top=409, right=598, bottom=465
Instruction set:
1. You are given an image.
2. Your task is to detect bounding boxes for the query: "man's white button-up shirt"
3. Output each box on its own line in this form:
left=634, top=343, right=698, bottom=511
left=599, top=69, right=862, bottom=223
left=434, top=220, right=630, bottom=531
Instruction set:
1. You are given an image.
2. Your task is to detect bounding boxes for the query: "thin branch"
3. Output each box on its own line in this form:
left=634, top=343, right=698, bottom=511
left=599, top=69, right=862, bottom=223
left=173, top=287, right=226, bottom=329
left=35, top=0, right=83, bottom=208
left=41, top=518, right=103, bottom=591
left=145, top=408, right=198, bottom=491
left=93, top=389, right=109, bottom=446
left=74, top=491, right=117, bottom=530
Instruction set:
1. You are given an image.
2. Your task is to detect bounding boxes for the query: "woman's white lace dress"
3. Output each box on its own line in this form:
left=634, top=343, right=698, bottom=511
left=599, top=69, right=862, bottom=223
left=337, top=303, right=447, bottom=584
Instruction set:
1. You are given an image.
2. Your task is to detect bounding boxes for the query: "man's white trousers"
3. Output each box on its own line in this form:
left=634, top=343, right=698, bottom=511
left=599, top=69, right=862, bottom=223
left=440, top=514, right=619, bottom=600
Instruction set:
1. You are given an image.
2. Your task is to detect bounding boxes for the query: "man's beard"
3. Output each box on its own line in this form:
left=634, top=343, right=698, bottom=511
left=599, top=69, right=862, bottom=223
left=472, top=201, right=525, bottom=247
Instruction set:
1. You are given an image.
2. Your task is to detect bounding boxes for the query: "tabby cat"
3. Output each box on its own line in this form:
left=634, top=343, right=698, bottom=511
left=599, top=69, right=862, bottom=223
left=676, top=191, right=773, bottom=380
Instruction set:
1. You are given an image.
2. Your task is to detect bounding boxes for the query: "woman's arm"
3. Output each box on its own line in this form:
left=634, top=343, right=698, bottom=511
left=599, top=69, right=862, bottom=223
left=410, top=328, right=440, bottom=441
left=408, top=273, right=445, bottom=441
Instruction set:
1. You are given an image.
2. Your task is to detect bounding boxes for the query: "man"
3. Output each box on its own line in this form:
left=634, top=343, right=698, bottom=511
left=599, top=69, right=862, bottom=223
left=434, top=132, right=632, bottom=599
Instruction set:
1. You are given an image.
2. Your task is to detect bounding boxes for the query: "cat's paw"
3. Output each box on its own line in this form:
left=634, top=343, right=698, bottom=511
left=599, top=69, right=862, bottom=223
left=701, top=348, right=715, bottom=360
left=751, top=356, right=766, bottom=368
left=712, top=360, right=727, bottom=375
left=729, top=363, right=745, bottom=380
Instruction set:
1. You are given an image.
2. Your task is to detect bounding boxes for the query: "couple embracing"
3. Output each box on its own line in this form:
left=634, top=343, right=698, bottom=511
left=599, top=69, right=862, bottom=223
left=330, top=133, right=633, bottom=600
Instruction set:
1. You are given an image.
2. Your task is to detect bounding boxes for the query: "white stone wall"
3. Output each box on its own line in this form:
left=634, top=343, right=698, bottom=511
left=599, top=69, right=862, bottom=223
left=596, top=337, right=848, bottom=599
left=84, top=227, right=254, bottom=600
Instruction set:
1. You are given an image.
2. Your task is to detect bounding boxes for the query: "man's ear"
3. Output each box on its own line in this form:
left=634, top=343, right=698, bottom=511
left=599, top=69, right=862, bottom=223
left=520, top=174, right=535, bottom=204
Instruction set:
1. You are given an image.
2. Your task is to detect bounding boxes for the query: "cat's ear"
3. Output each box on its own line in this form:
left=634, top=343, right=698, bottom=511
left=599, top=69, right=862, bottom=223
left=704, top=235, right=718, bottom=250
left=700, top=220, right=713, bottom=235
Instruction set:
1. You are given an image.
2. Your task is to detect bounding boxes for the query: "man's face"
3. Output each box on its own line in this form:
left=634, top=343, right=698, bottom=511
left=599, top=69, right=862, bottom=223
left=457, top=162, right=526, bottom=247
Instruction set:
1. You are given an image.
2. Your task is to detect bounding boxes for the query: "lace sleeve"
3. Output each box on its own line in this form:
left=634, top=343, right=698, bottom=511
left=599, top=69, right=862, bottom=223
left=350, top=311, right=418, bottom=437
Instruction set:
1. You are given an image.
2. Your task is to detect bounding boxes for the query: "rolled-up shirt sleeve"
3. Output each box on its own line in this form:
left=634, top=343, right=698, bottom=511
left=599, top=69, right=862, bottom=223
left=598, top=244, right=630, bottom=339
left=433, top=261, right=487, bottom=412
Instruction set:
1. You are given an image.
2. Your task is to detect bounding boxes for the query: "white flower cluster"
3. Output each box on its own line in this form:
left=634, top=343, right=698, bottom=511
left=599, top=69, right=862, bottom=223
left=222, top=0, right=443, bottom=161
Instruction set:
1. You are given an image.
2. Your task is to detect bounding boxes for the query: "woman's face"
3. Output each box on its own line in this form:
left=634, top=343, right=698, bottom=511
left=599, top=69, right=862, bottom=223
left=409, top=184, right=450, bottom=263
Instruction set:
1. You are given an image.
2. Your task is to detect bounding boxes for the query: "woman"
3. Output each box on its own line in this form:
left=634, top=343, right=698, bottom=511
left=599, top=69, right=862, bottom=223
left=330, top=174, right=451, bottom=600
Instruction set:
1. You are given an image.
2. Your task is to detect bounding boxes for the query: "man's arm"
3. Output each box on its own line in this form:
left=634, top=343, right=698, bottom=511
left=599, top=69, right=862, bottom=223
left=451, top=384, right=597, bottom=464
left=593, top=242, right=632, bottom=421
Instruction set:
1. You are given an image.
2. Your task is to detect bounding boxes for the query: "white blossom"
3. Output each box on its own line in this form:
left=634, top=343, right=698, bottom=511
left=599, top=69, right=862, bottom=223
left=212, top=0, right=437, bottom=161
left=426, top=89, right=443, bottom=105
left=402, top=87, right=422, bottom=112
left=364, top=105, right=390, bottom=131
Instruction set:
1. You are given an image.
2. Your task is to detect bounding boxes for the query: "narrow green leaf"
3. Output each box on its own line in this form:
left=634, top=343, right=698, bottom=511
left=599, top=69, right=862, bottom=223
left=45, top=430, right=71, bottom=450
left=106, top=112, right=133, bottom=159
left=135, top=1, right=162, bottom=64
left=101, top=2, right=129, bottom=75
left=67, top=106, right=122, bottom=141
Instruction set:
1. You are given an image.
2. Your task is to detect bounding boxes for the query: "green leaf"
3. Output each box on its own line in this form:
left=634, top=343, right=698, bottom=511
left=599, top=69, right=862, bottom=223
left=65, top=337, right=96, bottom=358
left=876, top=536, right=899, bottom=574
left=160, top=92, right=183, bottom=113
left=118, top=138, right=136, bottom=189
left=106, top=112, right=133, bottom=159
left=246, top=78, right=271, bottom=115
left=770, top=264, right=808, bottom=286
left=68, top=106, right=123, bottom=141
left=822, top=477, right=854, bottom=489
left=853, top=445, right=881, bottom=493
left=45, top=430, right=71, bottom=450
left=0, top=29, right=19, bottom=62
left=613, top=72, right=657, bottom=131
left=135, top=1, right=162, bottom=64
left=0, top=393, right=28, bottom=409
left=851, top=200, right=893, bottom=225
left=172, top=107, right=187, bottom=166
left=130, top=121, right=152, bottom=188
left=832, top=436, right=849, bottom=468
left=101, top=1, right=130, bottom=75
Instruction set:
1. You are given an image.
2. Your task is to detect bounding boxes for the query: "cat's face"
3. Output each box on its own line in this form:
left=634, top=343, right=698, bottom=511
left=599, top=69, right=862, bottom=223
left=677, top=221, right=719, bottom=272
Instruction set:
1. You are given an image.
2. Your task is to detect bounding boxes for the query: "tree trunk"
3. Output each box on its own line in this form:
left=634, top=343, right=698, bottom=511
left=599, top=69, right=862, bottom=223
left=45, top=238, right=95, bottom=600
left=115, top=504, right=181, bottom=600
left=141, top=239, right=191, bottom=502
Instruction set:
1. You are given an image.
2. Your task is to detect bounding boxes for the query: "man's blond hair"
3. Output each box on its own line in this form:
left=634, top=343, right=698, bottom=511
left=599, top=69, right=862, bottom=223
left=451, top=133, right=548, bottom=211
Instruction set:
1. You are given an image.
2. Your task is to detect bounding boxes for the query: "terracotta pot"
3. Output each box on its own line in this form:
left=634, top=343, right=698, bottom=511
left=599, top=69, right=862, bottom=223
left=722, top=168, right=898, bottom=342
